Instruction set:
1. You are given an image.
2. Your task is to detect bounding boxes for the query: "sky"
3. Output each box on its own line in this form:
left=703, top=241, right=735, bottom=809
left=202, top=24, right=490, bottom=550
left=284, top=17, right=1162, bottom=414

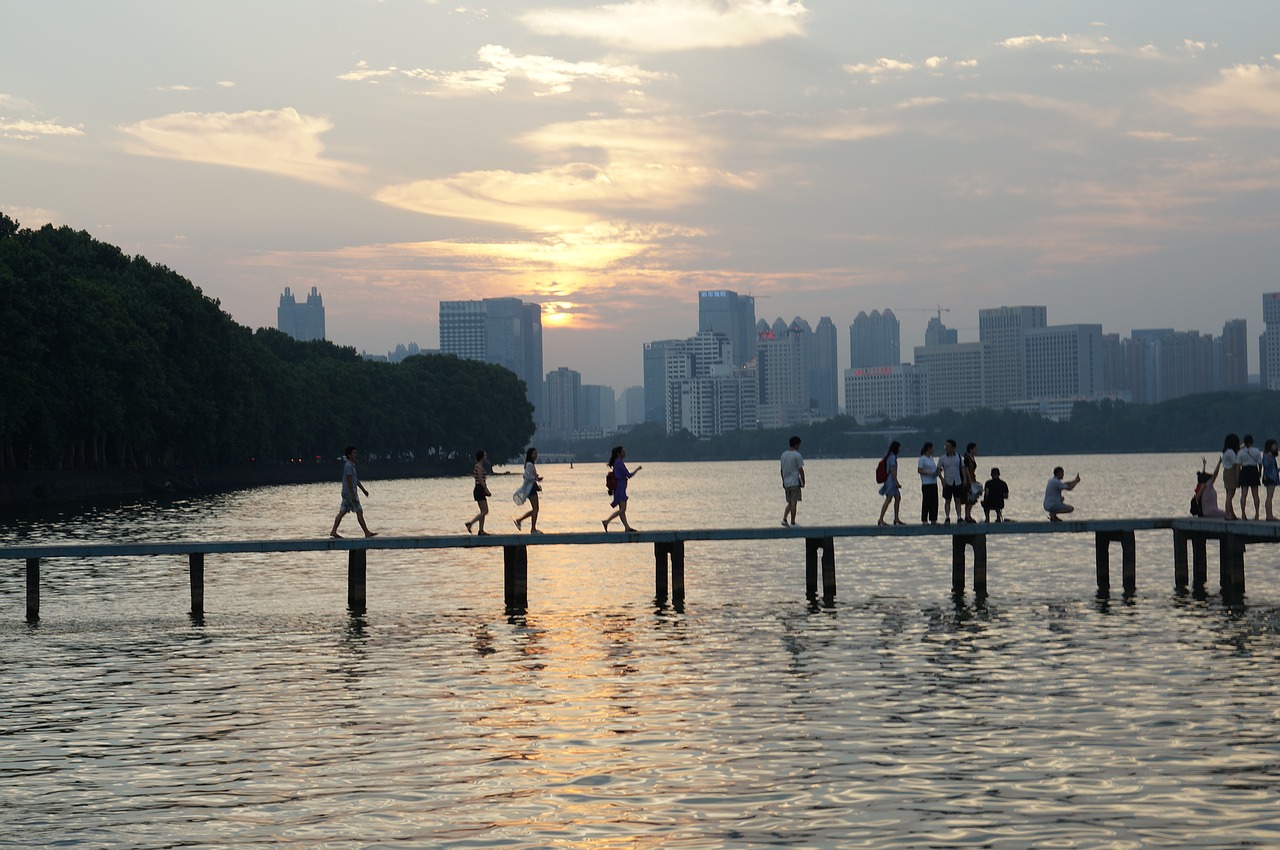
left=3, top=0, right=1279, bottom=387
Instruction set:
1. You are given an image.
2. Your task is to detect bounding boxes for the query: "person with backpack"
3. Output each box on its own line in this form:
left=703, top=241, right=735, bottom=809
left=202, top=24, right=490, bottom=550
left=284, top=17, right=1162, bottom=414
left=876, top=440, right=903, bottom=526
left=1195, top=456, right=1227, bottom=518
left=602, top=446, right=641, bottom=532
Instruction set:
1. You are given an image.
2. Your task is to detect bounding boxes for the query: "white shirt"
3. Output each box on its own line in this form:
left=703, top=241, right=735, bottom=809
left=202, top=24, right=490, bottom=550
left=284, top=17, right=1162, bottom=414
left=1222, top=448, right=1238, bottom=469
left=917, top=455, right=938, bottom=486
left=780, top=449, right=804, bottom=488
left=1238, top=446, right=1263, bottom=468
left=1044, top=476, right=1068, bottom=510
left=938, top=452, right=963, bottom=486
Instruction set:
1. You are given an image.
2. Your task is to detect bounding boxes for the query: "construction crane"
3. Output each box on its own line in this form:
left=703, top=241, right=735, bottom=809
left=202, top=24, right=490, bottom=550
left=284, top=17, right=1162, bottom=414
left=895, top=306, right=952, bottom=323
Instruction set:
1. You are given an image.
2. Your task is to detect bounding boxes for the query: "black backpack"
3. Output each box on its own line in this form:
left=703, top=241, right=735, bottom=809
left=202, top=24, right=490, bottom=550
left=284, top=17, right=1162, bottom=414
left=1189, top=488, right=1203, bottom=517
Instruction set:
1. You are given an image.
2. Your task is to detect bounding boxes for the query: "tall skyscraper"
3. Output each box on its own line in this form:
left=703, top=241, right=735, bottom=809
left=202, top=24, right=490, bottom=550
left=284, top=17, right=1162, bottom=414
left=440, top=298, right=543, bottom=415
left=277, top=286, right=325, bottom=342
left=643, top=340, right=683, bottom=424
left=757, top=323, right=810, bottom=428
left=1023, top=324, right=1104, bottom=401
left=698, top=290, right=757, bottom=367
left=979, top=305, right=1046, bottom=408
left=544, top=367, right=581, bottom=436
left=1220, top=319, right=1248, bottom=388
left=924, top=315, right=958, bottom=347
left=812, top=317, right=839, bottom=418
left=1263, top=293, right=1280, bottom=390
left=849, top=309, right=900, bottom=369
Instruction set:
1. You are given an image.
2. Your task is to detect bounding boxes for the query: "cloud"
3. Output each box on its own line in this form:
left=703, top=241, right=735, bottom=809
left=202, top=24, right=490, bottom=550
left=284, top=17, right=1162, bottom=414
left=843, top=55, right=977, bottom=81
left=0, top=93, right=37, bottom=111
left=119, top=108, right=363, bottom=187
left=0, top=118, right=84, bottom=141
left=520, top=0, right=806, bottom=52
left=1172, top=63, right=1280, bottom=127
left=340, top=46, right=669, bottom=96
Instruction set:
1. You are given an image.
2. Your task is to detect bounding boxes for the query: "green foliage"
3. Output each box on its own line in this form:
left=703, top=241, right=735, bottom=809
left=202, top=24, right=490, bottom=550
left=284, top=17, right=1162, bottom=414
left=0, top=214, right=534, bottom=471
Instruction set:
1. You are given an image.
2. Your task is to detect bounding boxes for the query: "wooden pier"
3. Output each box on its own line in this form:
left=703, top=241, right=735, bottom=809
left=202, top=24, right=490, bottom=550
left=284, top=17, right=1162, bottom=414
left=4, top=518, right=1278, bottom=620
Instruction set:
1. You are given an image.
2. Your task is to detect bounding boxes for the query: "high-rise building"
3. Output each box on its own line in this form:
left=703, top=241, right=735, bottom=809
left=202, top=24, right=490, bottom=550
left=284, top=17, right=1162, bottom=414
left=1262, top=293, right=1280, bottom=390
left=913, top=342, right=986, bottom=414
left=277, top=286, right=326, bottom=342
left=979, top=305, right=1046, bottom=408
left=579, top=385, right=616, bottom=435
left=440, top=298, right=543, bottom=415
left=1023, top=324, right=1105, bottom=401
left=698, top=290, right=757, bottom=367
left=544, top=367, right=581, bottom=436
left=757, top=324, right=810, bottom=429
left=924, top=315, right=958, bottom=347
left=643, top=340, right=682, bottom=424
left=843, top=365, right=928, bottom=424
left=1220, top=319, right=1248, bottom=388
left=664, top=329, right=757, bottom=437
left=617, top=386, right=645, bottom=428
left=812, top=317, right=839, bottom=418
left=849, top=309, right=900, bottom=369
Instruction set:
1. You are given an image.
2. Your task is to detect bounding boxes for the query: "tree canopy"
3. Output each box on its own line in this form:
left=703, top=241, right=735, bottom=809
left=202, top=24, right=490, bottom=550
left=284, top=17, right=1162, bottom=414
left=0, top=214, right=534, bottom=472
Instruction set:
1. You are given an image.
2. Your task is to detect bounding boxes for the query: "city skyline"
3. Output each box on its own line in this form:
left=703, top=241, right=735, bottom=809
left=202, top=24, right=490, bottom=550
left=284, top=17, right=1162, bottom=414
left=4, top=2, right=1279, bottom=387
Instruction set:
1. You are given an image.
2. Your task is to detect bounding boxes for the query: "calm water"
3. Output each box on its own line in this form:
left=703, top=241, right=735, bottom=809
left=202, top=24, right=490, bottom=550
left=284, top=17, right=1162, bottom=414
left=3, top=453, right=1280, bottom=848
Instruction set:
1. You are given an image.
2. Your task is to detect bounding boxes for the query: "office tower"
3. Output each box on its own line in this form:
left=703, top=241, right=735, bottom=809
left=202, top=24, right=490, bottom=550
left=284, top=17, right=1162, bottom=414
left=1101, top=333, right=1126, bottom=396
left=1220, top=319, right=1248, bottom=388
left=843, top=365, right=928, bottom=424
left=1155, top=331, right=1215, bottom=401
left=979, top=305, right=1046, bottom=408
left=913, top=342, right=987, bottom=414
left=698, top=290, right=757, bottom=367
left=1023, top=324, right=1105, bottom=401
left=812, top=317, right=839, bottom=418
left=1263, top=293, right=1280, bottom=390
left=757, top=324, right=810, bottom=428
left=277, top=286, right=326, bottom=342
left=643, top=340, right=682, bottom=424
left=924, top=314, right=958, bottom=347
left=579, top=385, right=616, bottom=434
left=544, top=367, right=581, bottom=436
left=439, top=298, right=543, bottom=414
left=665, top=329, right=757, bottom=437
left=1126, top=329, right=1173, bottom=404
left=617, top=386, right=645, bottom=427
left=849, top=309, right=900, bottom=369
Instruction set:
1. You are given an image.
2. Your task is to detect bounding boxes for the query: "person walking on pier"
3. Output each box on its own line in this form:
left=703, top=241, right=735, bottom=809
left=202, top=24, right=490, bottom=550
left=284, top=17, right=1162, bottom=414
left=466, top=450, right=492, bottom=535
left=1263, top=439, right=1279, bottom=521
left=877, top=440, right=904, bottom=526
left=938, top=439, right=964, bottom=524
left=1221, top=433, right=1241, bottom=520
left=917, top=442, right=938, bottom=524
left=513, top=447, right=544, bottom=534
left=330, top=446, right=377, bottom=539
left=982, top=467, right=1009, bottom=522
left=780, top=435, right=805, bottom=527
left=1237, top=434, right=1263, bottom=521
left=1044, top=467, right=1081, bottom=522
left=603, top=446, right=641, bottom=532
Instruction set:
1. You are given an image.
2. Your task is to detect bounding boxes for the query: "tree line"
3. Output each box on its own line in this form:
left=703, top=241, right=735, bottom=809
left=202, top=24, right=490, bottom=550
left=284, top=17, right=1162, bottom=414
left=0, top=214, right=535, bottom=473
left=543, top=392, right=1280, bottom=463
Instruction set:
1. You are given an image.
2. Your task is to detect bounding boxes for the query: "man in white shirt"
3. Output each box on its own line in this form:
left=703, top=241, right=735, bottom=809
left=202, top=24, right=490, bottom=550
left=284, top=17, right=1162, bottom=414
left=1043, top=466, right=1081, bottom=522
left=780, top=435, right=805, bottom=527
left=937, top=440, right=964, bottom=524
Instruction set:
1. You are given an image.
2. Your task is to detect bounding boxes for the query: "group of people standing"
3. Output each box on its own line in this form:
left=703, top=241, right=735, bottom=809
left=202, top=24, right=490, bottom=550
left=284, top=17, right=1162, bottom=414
left=1195, top=433, right=1280, bottom=521
left=878, top=440, right=1011, bottom=526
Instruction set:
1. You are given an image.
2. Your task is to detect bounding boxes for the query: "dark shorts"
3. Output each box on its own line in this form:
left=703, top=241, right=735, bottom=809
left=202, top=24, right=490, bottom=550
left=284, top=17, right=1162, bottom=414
left=943, top=482, right=966, bottom=502
left=1239, top=466, right=1261, bottom=488
left=473, top=483, right=488, bottom=502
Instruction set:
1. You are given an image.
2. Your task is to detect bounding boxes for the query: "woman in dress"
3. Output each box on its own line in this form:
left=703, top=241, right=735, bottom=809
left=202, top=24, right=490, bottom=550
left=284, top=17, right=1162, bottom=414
left=465, top=449, right=492, bottom=535
left=877, top=440, right=904, bottom=526
left=514, top=447, right=544, bottom=533
left=602, top=446, right=642, bottom=532
left=917, top=442, right=938, bottom=525
left=1262, top=439, right=1279, bottom=521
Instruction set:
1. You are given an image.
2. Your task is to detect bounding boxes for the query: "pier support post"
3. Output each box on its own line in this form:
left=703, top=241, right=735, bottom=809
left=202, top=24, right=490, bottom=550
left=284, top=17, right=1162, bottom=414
left=26, top=557, right=39, bottom=622
left=952, top=535, right=986, bottom=596
left=504, top=545, right=528, bottom=608
left=347, top=549, right=367, bottom=611
left=189, top=553, right=204, bottom=616
left=1192, top=536, right=1208, bottom=589
left=805, top=538, right=836, bottom=599
left=1095, top=531, right=1137, bottom=596
left=653, top=542, right=686, bottom=600
left=1173, top=530, right=1189, bottom=590
left=1219, top=535, right=1246, bottom=599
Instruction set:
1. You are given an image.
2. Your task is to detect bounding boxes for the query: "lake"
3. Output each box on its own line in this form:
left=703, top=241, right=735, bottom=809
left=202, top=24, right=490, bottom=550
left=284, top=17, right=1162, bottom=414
left=3, top=453, right=1279, bottom=848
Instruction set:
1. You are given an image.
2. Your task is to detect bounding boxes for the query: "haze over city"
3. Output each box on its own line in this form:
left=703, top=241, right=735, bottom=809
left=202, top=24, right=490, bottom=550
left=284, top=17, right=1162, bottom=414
left=4, top=0, right=1279, bottom=386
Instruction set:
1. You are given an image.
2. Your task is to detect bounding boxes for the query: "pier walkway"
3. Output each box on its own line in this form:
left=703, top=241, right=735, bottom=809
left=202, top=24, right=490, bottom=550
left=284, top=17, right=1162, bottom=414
left=3, top=518, right=1278, bottom=619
